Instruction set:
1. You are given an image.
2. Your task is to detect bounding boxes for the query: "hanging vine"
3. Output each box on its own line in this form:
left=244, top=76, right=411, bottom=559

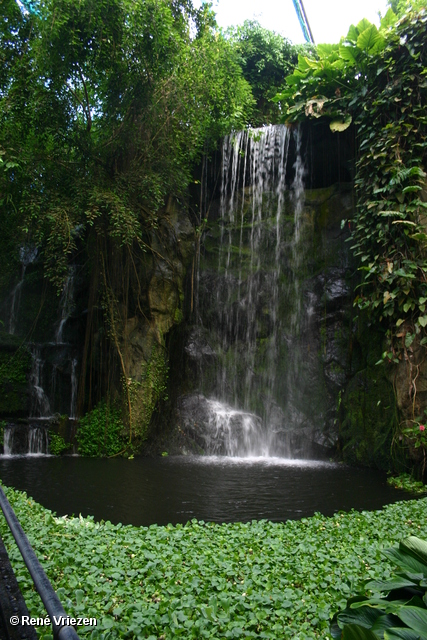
left=277, top=6, right=427, bottom=468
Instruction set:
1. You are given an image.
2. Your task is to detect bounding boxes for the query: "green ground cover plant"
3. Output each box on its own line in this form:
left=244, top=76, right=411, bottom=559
left=1, top=487, right=427, bottom=639
left=76, top=401, right=125, bottom=457
left=387, top=473, right=427, bottom=495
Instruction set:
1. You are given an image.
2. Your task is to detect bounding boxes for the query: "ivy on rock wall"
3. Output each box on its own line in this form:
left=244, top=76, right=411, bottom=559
left=278, top=6, right=427, bottom=471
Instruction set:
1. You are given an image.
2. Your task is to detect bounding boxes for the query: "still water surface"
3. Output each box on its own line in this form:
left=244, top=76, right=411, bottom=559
left=0, top=455, right=416, bottom=527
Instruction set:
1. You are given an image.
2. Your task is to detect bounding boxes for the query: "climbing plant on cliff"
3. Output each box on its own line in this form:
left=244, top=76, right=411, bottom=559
left=277, top=7, right=427, bottom=449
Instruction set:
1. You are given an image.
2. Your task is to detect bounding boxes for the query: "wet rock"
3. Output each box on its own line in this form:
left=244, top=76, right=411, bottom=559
left=184, top=328, right=216, bottom=360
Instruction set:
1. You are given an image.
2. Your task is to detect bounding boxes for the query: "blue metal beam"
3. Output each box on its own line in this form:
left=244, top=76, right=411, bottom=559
left=291, top=0, right=315, bottom=44
left=17, top=0, right=41, bottom=16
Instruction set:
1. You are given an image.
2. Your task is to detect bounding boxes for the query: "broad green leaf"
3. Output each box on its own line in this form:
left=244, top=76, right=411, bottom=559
left=357, top=25, right=385, bottom=53
left=317, top=43, right=340, bottom=59
left=384, top=629, right=422, bottom=640
left=330, top=115, right=352, bottom=132
left=346, top=24, right=360, bottom=43
left=405, top=333, right=415, bottom=347
left=400, top=537, right=427, bottom=566
left=356, top=18, right=373, bottom=33
left=418, top=316, right=427, bottom=328
left=380, top=8, right=397, bottom=31
left=287, top=101, right=306, bottom=114
left=396, top=606, right=427, bottom=633
left=366, top=577, right=417, bottom=592
left=372, top=614, right=402, bottom=633
left=297, top=55, right=312, bottom=71
left=338, top=605, right=382, bottom=628
left=339, top=45, right=359, bottom=64
left=351, top=598, right=399, bottom=612
left=342, top=624, right=380, bottom=640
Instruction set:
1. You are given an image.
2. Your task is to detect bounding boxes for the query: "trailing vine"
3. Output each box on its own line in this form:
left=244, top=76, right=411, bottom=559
left=277, top=6, right=427, bottom=466
left=277, top=7, right=427, bottom=346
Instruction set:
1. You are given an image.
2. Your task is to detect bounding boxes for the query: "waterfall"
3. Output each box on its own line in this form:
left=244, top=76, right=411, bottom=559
left=28, top=427, right=49, bottom=454
left=3, top=426, right=13, bottom=455
left=55, top=266, right=76, bottom=343
left=70, top=357, right=78, bottom=419
left=9, top=267, right=26, bottom=335
left=8, top=245, right=38, bottom=335
left=214, top=126, right=292, bottom=413
left=3, top=425, right=48, bottom=455
left=204, top=400, right=268, bottom=457
left=196, top=125, right=309, bottom=457
left=29, top=346, right=52, bottom=418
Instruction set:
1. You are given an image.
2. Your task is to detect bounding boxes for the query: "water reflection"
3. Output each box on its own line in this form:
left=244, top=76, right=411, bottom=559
left=0, top=455, right=417, bottom=527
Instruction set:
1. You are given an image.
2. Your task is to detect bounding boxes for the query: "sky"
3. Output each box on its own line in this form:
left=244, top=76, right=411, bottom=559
left=195, top=0, right=391, bottom=44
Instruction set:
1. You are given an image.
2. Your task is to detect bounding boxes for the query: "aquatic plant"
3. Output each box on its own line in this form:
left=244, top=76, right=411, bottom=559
left=1, top=486, right=427, bottom=639
left=387, top=473, right=427, bottom=495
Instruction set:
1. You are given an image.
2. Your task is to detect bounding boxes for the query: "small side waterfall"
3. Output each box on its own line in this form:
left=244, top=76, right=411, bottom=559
left=29, top=345, right=52, bottom=418
left=3, top=425, right=49, bottom=456
left=7, top=258, right=80, bottom=421
left=55, top=266, right=76, bottom=344
left=70, top=357, right=78, bottom=419
left=8, top=245, right=38, bottom=335
left=9, top=270, right=25, bottom=335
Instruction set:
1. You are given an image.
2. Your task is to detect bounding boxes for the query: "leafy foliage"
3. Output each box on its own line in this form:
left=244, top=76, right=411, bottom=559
left=1, top=486, right=427, bottom=639
left=226, top=21, right=308, bottom=125
left=387, top=473, right=427, bottom=495
left=277, top=8, right=427, bottom=360
left=48, top=432, right=71, bottom=456
left=0, top=346, right=31, bottom=414
left=76, top=401, right=125, bottom=457
left=331, top=536, right=427, bottom=639
left=0, top=0, right=253, bottom=287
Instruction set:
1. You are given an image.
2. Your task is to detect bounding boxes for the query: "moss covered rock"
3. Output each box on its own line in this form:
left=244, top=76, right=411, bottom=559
left=0, top=332, right=31, bottom=416
left=340, top=365, right=396, bottom=469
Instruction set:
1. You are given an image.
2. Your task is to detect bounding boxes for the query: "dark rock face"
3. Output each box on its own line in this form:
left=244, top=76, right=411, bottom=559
left=0, top=198, right=195, bottom=449
left=170, top=182, right=357, bottom=458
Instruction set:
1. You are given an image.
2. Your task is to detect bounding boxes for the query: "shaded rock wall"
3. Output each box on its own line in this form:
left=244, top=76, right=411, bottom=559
left=172, top=182, right=360, bottom=457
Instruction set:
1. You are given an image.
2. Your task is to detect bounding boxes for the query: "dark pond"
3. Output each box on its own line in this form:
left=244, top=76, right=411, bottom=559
left=0, top=455, right=417, bottom=527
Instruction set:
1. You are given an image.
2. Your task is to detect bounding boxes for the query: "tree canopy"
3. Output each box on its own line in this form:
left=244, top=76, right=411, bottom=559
left=0, top=0, right=253, bottom=289
left=226, top=20, right=309, bottom=126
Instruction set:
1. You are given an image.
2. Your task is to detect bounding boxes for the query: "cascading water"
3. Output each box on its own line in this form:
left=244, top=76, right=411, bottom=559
left=16, top=262, right=79, bottom=425
left=29, top=345, right=52, bottom=418
left=56, top=266, right=76, bottom=343
left=70, top=357, right=78, bottom=419
left=8, top=245, right=38, bottom=335
left=195, top=125, right=313, bottom=457
left=3, top=425, right=48, bottom=455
